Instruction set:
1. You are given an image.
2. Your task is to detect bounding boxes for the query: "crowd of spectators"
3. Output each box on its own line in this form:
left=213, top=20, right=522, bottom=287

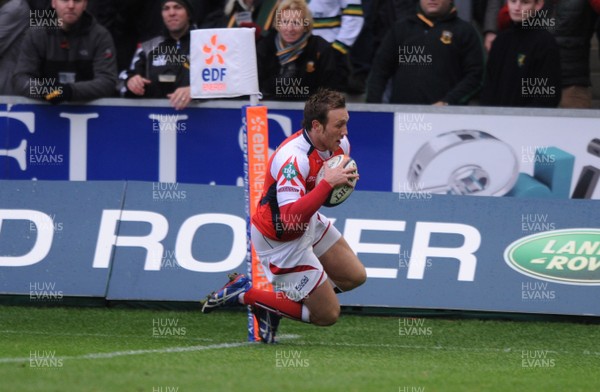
left=1, top=0, right=599, bottom=109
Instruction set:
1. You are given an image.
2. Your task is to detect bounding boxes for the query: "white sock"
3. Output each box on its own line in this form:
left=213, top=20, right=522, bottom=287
left=301, top=305, right=310, bottom=323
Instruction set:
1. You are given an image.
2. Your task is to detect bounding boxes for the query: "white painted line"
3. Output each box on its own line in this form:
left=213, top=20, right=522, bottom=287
left=277, top=334, right=301, bottom=340
left=0, top=334, right=302, bottom=364
left=293, top=341, right=600, bottom=357
left=0, top=342, right=251, bottom=364
left=0, top=330, right=213, bottom=342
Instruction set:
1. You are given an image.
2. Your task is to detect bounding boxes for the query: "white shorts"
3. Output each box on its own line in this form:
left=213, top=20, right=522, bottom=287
left=251, top=212, right=341, bottom=302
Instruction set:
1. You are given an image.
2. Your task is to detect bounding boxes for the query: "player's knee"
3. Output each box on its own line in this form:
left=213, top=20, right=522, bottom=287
left=354, top=265, right=367, bottom=287
left=346, top=265, right=367, bottom=290
left=312, top=306, right=340, bottom=326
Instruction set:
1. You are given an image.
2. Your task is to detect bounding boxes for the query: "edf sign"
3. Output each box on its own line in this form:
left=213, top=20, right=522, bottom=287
left=202, top=68, right=227, bottom=82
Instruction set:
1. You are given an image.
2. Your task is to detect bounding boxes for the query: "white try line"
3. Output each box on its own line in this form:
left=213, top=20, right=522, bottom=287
left=0, top=342, right=250, bottom=364
left=294, top=341, right=600, bottom=357
left=0, top=334, right=301, bottom=364
left=0, top=330, right=213, bottom=342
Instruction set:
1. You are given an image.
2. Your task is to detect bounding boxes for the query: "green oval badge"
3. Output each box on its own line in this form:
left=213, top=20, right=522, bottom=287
left=504, top=228, right=600, bottom=285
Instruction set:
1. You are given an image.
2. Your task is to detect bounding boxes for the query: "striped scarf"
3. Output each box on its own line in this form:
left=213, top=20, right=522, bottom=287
left=275, top=32, right=309, bottom=66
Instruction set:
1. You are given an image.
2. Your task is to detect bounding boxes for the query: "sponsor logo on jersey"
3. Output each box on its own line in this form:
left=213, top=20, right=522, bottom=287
left=278, top=186, right=299, bottom=193
left=282, top=162, right=298, bottom=180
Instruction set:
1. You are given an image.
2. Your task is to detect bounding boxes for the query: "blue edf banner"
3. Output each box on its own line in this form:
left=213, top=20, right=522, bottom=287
left=0, top=102, right=394, bottom=191
left=0, top=180, right=598, bottom=316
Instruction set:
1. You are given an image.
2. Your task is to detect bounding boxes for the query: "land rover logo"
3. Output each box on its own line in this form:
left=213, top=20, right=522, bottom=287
left=504, top=229, right=600, bottom=285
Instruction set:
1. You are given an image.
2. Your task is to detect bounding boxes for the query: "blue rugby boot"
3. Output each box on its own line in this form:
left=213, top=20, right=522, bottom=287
left=252, top=305, right=282, bottom=344
left=201, top=273, right=251, bottom=313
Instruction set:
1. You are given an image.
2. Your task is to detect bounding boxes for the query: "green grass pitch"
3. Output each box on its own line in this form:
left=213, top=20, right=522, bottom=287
left=1, top=305, right=599, bottom=391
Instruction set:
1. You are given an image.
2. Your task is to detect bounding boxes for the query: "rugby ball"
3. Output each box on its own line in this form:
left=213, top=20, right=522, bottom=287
left=316, top=155, right=358, bottom=207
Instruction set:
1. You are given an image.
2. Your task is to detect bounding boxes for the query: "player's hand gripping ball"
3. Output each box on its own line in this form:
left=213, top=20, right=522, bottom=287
left=316, top=155, right=358, bottom=207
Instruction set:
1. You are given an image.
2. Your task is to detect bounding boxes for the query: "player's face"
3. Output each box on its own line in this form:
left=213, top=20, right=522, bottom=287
left=313, top=108, right=349, bottom=152
left=419, top=0, right=452, bottom=17
left=507, top=0, right=543, bottom=23
left=162, top=1, right=190, bottom=35
left=277, top=8, right=308, bottom=44
left=52, top=0, right=87, bottom=29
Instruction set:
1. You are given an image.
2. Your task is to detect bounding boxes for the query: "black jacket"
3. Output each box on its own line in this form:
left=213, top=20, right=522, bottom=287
left=0, top=0, right=29, bottom=94
left=369, top=0, right=418, bottom=53
left=12, top=11, right=118, bottom=100
left=126, top=30, right=191, bottom=98
left=366, top=7, right=484, bottom=105
left=480, top=22, right=561, bottom=107
left=256, top=30, right=339, bottom=100
left=551, top=0, right=598, bottom=87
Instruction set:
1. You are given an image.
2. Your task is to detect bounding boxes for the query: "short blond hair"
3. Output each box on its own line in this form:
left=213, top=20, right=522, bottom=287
left=275, top=0, right=313, bottom=34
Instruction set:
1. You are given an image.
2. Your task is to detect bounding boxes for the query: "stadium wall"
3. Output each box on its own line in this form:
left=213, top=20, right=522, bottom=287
left=1, top=97, right=599, bottom=316
left=1, top=96, right=599, bottom=198
left=0, top=180, right=598, bottom=316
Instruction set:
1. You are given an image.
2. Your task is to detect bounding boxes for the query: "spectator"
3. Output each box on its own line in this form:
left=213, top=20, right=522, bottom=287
left=308, top=0, right=364, bottom=91
left=480, top=0, right=561, bottom=107
left=106, top=1, right=168, bottom=73
left=550, top=0, right=599, bottom=108
left=86, top=0, right=117, bottom=32
left=26, top=0, right=49, bottom=11
left=471, top=0, right=504, bottom=52
left=366, top=0, right=484, bottom=105
left=221, top=0, right=274, bottom=39
left=125, top=0, right=194, bottom=110
left=108, top=1, right=223, bottom=74
left=347, top=0, right=417, bottom=94
left=256, top=0, right=339, bottom=100
left=0, top=0, right=30, bottom=95
left=12, top=0, right=118, bottom=103
left=193, top=0, right=226, bottom=28
left=369, top=0, right=417, bottom=54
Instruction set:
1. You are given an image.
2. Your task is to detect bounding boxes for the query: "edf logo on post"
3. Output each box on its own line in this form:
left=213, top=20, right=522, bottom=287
left=201, top=34, right=227, bottom=91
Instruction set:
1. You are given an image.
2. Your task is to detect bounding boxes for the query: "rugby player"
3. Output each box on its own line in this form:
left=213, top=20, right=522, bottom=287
left=202, top=89, right=366, bottom=343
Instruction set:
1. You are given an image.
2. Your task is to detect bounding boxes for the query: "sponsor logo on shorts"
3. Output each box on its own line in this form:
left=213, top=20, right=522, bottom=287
left=295, top=275, right=309, bottom=293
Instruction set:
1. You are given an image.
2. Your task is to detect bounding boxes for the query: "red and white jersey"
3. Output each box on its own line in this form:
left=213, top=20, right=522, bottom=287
left=252, top=129, right=350, bottom=241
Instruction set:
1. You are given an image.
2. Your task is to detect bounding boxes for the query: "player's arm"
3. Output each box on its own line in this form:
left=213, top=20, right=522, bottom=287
left=278, top=157, right=357, bottom=225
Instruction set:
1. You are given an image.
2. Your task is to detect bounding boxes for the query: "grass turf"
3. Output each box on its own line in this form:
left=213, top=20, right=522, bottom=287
left=1, top=305, right=599, bottom=391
